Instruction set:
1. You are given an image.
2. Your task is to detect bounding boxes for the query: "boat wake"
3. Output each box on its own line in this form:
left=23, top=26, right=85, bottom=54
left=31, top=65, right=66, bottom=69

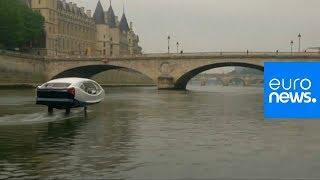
left=0, top=109, right=88, bottom=126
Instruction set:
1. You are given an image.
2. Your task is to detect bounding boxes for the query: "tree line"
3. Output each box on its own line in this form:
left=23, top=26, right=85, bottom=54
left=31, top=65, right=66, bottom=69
left=0, top=0, right=44, bottom=50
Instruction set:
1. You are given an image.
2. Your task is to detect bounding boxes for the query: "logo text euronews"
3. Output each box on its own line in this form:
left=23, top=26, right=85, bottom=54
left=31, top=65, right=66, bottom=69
left=268, top=78, right=317, bottom=104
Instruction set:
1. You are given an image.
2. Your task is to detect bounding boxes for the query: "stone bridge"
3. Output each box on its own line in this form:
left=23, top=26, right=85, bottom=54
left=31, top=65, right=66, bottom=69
left=194, top=73, right=264, bottom=86
left=1, top=51, right=320, bottom=90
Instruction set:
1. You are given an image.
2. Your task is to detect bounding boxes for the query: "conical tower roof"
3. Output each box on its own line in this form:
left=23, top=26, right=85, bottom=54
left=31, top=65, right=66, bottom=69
left=106, top=5, right=117, bottom=28
left=119, top=13, right=130, bottom=32
left=93, top=1, right=105, bottom=24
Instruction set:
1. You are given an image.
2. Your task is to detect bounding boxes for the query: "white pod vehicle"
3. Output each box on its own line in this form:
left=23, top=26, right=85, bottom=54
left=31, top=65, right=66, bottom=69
left=36, top=78, right=105, bottom=113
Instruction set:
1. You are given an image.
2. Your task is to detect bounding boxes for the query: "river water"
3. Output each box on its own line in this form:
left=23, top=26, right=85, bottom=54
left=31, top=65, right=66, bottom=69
left=0, top=86, right=320, bottom=179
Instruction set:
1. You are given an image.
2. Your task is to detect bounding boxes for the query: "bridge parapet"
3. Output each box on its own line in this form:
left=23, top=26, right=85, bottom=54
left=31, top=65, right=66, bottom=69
left=2, top=50, right=320, bottom=61
left=110, top=52, right=320, bottom=60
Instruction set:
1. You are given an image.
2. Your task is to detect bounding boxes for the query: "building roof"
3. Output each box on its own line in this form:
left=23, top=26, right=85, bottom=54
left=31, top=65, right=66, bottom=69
left=119, top=13, right=130, bottom=32
left=56, top=0, right=88, bottom=18
left=93, top=1, right=105, bottom=24
left=106, top=5, right=117, bottom=28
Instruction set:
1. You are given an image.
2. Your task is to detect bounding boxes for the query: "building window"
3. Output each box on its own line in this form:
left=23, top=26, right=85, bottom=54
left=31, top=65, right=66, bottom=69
left=110, top=44, right=113, bottom=56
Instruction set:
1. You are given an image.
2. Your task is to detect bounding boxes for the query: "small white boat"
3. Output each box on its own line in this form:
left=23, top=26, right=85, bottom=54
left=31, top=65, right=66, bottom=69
left=36, top=78, right=105, bottom=114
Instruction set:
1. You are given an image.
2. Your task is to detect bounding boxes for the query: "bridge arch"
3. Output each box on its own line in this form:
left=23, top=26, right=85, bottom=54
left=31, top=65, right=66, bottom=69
left=211, top=77, right=225, bottom=86
left=51, top=64, right=155, bottom=84
left=228, top=78, right=246, bottom=86
left=175, top=62, right=264, bottom=89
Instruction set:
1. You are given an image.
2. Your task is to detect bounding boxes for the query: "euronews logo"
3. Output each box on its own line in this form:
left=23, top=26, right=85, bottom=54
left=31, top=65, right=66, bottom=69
left=268, top=78, right=317, bottom=104
left=264, top=62, right=320, bottom=119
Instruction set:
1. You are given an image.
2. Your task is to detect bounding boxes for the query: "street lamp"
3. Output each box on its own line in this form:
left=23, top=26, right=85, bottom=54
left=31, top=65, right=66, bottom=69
left=298, top=33, right=302, bottom=52
left=290, top=40, right=294, bottom=54
left=167, top=35, right=171, bottom=54
left=176, top=42, right=179, bottom=54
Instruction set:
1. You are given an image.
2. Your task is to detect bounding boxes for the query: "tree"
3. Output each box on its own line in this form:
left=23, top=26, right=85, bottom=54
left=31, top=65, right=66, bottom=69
left=0, top=0, right=44, bottom=49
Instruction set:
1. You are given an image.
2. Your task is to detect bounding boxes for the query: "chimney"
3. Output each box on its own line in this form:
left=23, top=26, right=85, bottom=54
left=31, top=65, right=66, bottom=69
left=86, top=10, right=92, bottom=17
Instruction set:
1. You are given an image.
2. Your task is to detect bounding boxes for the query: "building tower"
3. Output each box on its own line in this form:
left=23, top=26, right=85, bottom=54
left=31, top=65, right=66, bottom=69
left=105, top=1, right=121, bottom=56
left=93, top=0, right=142, bottom=57
left=93, top=0, right=108, bottom=56
left=118, top=11, right=130, bottom=55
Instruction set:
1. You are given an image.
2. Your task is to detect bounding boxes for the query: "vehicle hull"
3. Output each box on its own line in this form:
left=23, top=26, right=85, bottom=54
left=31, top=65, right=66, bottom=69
left=36, top=97, right=85, bottom=109
left=36, top=78, right=105, bottom=110
left=36, top=89, right=85, bottom=109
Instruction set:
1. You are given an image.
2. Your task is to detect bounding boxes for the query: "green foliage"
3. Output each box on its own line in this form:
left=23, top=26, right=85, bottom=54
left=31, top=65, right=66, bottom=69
left=0, top=0, right=44, bottom=49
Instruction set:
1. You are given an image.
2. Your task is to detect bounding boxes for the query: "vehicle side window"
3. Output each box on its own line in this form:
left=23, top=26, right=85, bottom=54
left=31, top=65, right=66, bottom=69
left=42, top=83, right=71, bottom=88
left=80, top=84, right=86, bottom=91
left=82, top=82, right=98, bottom=95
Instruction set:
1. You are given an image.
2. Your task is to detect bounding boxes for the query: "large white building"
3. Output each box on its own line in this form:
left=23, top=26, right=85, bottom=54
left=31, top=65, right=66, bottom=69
left=25, top=0, right=142, bottom=57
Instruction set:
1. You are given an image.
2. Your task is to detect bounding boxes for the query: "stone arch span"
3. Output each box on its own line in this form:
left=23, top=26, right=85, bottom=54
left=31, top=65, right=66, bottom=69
left=228, top=78, right=246, bottom=86
left=211, top=77, right=225, bottom=86
left=51, top=64, right=155, bottom=84
left=175, top=62, right=264, bottom=90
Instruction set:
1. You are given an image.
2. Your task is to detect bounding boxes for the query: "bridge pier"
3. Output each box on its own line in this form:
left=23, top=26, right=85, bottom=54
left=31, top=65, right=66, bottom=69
left=157, top=75, right=175, bottom=89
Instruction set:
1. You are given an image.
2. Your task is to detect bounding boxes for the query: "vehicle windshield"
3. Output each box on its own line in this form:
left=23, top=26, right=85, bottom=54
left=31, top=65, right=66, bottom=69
left=81, top=81, right=101, bottom=95
left=41, top=83, right=71, bottom=88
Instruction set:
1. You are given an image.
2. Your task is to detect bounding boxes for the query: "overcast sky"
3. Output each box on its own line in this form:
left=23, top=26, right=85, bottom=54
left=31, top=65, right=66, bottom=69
left=71, top=0, right=320, bottom=54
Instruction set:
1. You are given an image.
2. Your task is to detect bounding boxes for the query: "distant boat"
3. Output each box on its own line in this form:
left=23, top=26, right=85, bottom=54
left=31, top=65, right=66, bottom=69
left=36, top=78, right=105, bottom=114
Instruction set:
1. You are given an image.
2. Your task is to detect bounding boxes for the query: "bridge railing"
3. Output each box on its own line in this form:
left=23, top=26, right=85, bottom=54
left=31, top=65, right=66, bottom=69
left=140, top=51, right=320, bottom=57
left=2, top=49, right=320, bottom=60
